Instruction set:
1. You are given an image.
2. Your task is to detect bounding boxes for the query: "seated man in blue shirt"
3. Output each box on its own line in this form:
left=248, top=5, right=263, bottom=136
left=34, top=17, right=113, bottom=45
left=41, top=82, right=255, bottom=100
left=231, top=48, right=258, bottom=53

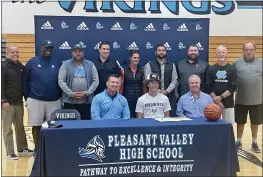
left=177, top=75, right=213, bottom=118
left=91, top=74, right=130, bottom=120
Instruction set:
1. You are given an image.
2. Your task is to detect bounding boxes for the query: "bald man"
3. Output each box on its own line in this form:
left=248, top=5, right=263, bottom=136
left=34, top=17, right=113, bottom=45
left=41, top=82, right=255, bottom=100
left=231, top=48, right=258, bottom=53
left=1, top=46, right=33, bottom=160
left=233, top=43, right=262, bottom=153
left=205, top=45, right=237, bottom=125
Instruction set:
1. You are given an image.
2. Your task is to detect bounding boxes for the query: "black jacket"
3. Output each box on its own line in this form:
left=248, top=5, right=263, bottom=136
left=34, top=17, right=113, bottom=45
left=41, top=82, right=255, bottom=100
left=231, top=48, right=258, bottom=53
left=1, top=59, right=24, bottom=104
left=123, top=65, right=144, bottom=103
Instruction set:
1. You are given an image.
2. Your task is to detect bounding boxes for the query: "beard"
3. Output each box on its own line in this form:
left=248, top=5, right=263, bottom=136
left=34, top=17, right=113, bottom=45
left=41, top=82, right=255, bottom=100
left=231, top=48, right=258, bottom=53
left=157, top=54, right=166, bottom=60
left=243, top=55, right=255, bottom=62
left=187, top=54, right=199, bottom=61
left=73, top=56, right=83, bottom=61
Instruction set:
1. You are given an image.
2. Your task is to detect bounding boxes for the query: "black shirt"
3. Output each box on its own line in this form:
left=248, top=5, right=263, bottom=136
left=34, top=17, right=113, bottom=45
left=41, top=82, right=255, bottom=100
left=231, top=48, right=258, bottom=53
left=177, top=59, right=209, bottom=97
left=1, top=58, right=24, bottom=104
left=94, top=57, right=122, bottom=95
left=205, top=63, right=237, bottom=108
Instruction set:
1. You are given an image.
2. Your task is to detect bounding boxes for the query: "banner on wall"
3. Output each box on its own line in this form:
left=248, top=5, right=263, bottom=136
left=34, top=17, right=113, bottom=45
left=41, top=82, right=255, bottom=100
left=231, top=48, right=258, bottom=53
left=34, top=16, right=209, bottom=67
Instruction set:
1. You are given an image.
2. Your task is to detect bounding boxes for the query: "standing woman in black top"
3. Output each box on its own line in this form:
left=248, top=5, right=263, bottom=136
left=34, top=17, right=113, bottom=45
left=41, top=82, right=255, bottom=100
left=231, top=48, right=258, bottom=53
left=123, top=50, right=146, bottom=118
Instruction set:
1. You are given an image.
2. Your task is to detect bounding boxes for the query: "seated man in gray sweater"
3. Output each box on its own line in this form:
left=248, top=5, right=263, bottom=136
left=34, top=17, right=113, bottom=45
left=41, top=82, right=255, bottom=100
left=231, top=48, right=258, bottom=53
left=58, top=44, right=99, bottom=120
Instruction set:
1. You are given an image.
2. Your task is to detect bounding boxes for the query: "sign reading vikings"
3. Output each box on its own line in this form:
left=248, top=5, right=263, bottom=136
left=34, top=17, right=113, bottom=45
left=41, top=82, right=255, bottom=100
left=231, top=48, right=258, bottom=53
left=12, top=1, right=263, bottom=14
left=78, top=133, right=194, bottom=176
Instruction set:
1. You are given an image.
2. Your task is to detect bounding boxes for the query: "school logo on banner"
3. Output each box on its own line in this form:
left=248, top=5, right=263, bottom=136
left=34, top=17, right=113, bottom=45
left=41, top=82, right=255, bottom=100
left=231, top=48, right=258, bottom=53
left=163, top=23, right=170, bottom=31
left=127, top=42, right=139, bottom=50
left=41, top=21, right=54, bottom=30
left=78, top=135, right=105, bottom=162
left=146, top=42, right=153, bottom=49
left=195, top=23, right=203, bottom=31
left=130, top=22, right=137, bottom=30
left=61, top=21, right=69, bottom=29
left=96, top=22, right=104, bottom=30
left=78, top=41, right=86, bottom=48
left=178, top=42, right=186, bottom=50
left=113, top=41, right=120, bottom=49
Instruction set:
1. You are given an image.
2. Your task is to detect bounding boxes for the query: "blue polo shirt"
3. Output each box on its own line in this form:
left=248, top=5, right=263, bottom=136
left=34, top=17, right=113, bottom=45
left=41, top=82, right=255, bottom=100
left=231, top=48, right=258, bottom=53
left=91, top=90, right=130, bottom=120
left=176, top=91, right=213, bottom=118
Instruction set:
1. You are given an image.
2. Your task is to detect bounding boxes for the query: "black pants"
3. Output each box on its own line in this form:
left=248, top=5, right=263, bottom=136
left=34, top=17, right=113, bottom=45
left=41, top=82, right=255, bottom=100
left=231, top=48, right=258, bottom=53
left=63, top=103, right=91, bottom=120
left=128, top=101, right=137, bottom=118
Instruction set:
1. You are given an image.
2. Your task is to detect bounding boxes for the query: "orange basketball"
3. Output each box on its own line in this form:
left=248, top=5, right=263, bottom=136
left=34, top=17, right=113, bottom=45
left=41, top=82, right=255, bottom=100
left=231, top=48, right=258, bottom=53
left=204, top=103, right=222, bottom=121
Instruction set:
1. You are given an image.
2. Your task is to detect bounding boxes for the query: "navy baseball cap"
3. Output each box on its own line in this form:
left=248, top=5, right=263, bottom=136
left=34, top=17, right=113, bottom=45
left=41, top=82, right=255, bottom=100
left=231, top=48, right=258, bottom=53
left=42, top=120, right=63, bottom=128
left=42, top=40, right=54, bottom=48
left=72, top=44, right=83, bottom=51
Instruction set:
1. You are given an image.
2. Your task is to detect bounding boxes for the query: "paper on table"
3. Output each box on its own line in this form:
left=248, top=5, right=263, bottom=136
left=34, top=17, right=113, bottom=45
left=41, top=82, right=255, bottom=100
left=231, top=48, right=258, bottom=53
left=154, top=117, right=192, bottom=122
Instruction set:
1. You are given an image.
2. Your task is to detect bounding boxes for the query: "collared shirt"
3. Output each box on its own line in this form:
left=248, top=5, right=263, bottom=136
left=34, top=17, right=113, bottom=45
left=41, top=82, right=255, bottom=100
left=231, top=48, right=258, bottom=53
left=176, top=91, right=213, bottom=118
left=91, top=90, right=130, bottom=120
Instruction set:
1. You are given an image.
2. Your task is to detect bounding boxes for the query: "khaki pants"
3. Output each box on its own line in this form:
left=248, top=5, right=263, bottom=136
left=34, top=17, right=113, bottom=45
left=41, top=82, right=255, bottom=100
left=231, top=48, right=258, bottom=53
left=2, top=104, right=28, bottom=155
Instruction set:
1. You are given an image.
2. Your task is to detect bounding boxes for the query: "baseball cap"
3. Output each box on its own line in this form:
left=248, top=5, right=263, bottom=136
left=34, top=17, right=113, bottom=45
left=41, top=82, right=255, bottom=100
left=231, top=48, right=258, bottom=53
left=147, top=73, right=160, bottom=81
left=42, top=40, right=54, bottom=48
left=42, top=120, right=63, bottom=128
left=72, top=44, right=83, bottom=51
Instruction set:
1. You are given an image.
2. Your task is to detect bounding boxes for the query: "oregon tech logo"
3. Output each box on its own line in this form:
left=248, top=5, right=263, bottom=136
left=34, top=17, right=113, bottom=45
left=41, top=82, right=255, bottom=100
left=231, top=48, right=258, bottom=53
left=61, top=21, right=69, bottom=29
left=163, top=23, right=170, bottom=31
left=178, top=42, right=186, bottom=50
left=78, top=135, right=105, bottom=162
left=113, top=41, right=120, bottom=49
left=96, top=22, right=104, bottom=29
left=146, top=42, right=153, bottom=49
left=196, top=23, right=203, bottom=31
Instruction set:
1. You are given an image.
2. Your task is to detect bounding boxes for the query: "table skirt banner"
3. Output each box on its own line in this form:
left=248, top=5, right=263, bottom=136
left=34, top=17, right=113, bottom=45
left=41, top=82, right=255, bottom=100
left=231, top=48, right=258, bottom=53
left=32, top=118, right=239, bottom=176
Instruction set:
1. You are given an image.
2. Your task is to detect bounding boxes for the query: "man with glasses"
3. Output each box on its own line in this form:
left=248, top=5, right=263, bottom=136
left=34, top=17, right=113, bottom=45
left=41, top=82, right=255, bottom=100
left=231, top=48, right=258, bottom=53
left=136, top=73, right=171, bottom=119
left=58, top=44, right=99, bottom=120
left=233, top=42, right=262, bottom=153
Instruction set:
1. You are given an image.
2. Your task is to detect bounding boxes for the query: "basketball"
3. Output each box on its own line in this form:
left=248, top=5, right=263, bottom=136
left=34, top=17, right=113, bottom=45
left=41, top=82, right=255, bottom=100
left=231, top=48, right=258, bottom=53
left=204, top=104, right=222, bottom=121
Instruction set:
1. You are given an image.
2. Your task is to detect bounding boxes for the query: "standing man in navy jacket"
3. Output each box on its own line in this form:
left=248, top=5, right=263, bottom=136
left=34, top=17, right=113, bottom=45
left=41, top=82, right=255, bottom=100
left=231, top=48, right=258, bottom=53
left=23, top=40, right=62, bottom=155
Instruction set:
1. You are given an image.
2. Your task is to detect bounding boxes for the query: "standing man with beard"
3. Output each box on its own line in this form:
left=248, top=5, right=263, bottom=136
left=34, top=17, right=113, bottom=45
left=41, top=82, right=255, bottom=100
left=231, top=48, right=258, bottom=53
left=177, top=45, right=209, bottom=98
left=94, top=41, right=122, bottom=95
left=58, top=44, right=99, bottom=120
left=205, top=45, right=237, bottom=125
left=23, top=40, right=62, bottom=156
left=233, top=42, right=262, bottom=153
left=144, top=44, right=178, bottom=116
left=2, top=46, right=33, bottom=160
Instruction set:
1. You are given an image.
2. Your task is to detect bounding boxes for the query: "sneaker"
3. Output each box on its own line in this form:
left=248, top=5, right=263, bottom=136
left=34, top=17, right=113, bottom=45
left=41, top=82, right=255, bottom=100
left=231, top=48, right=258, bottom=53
left=18, top=149, right=34, bottom=156
left=251, top=142, right=261, bottom=153
left=7, top=154, right=18, bottom=160
left=236, top=141, right=242, bottom=151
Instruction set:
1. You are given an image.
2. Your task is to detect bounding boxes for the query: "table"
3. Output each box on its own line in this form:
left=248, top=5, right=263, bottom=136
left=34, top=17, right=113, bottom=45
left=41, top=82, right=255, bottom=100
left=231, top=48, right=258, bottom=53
left=31, top=117, right=239, bottom=176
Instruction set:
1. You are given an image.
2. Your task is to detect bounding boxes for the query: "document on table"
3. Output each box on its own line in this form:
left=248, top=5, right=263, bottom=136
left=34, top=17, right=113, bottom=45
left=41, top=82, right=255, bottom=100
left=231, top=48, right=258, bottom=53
left=154, top=117, right=192, bottom=122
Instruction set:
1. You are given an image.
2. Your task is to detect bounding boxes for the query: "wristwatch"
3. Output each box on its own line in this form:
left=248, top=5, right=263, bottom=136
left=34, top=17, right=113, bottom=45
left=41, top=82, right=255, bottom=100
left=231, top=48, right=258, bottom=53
left=220, top=95, right=225, bottom=99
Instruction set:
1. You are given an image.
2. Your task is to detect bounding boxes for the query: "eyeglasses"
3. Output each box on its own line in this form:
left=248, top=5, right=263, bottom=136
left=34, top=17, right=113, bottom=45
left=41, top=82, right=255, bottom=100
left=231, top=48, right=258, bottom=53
left=244, top=49, right=255, bottom=51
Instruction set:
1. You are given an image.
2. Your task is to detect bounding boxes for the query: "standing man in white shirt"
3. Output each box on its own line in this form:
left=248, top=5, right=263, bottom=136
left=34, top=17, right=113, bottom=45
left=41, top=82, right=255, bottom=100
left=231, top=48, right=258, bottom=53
left=136, top=73, right=171, bottom=119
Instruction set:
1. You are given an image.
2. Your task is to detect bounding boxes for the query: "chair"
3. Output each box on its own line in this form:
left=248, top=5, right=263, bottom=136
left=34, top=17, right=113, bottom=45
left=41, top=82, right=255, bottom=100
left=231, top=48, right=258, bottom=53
left=50, top=109, right=81, bottom=120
